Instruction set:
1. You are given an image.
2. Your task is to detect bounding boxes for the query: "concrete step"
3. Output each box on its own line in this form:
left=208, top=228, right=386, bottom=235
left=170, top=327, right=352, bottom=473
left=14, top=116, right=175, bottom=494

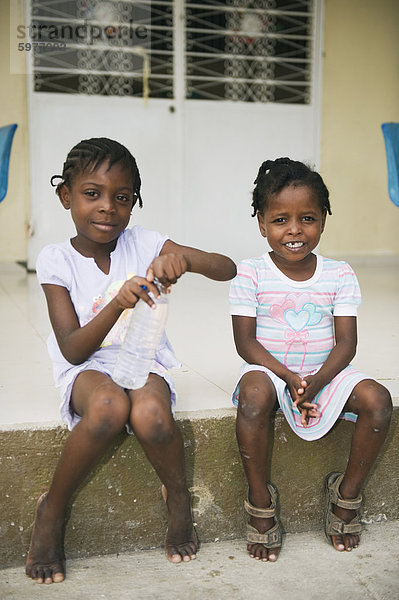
left=1, top=408, right=398, bottom=568
left=1, top=521, right=399, bottom=600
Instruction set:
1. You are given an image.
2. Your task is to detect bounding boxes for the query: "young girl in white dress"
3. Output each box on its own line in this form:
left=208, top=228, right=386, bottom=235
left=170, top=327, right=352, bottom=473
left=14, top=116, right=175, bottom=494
left=26, top=137, right=236, bottom=584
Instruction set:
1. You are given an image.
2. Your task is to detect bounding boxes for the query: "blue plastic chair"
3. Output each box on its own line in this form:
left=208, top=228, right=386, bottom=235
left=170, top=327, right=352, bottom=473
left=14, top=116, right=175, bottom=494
left=0, top=123, right=18, bottom=203
left=381, top=122, right=399, bottom=207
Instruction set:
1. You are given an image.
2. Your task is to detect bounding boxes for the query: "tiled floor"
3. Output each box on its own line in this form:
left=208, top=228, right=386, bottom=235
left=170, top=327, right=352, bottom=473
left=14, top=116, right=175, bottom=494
left=0, top=258, right=398, bottom=429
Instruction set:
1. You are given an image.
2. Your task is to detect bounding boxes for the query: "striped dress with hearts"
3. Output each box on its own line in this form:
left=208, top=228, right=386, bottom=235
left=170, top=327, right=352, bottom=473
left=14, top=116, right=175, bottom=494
left=229, top=252, right=371, bottom=441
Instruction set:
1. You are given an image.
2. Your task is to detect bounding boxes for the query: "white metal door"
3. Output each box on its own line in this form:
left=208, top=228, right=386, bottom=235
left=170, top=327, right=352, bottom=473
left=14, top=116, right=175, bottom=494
left=27, top=0, right=322, bottom=269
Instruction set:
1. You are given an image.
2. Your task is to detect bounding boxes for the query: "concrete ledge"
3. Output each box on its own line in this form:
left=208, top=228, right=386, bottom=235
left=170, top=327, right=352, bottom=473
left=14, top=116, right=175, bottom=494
left=1, top=408, right=398, bottom=568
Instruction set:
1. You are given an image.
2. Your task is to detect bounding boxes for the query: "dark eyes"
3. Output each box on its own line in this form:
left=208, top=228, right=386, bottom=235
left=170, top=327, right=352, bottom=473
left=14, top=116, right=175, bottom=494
left=83, top=191, right=131, bottom=203
left=272, top=216, right=315, bottom=223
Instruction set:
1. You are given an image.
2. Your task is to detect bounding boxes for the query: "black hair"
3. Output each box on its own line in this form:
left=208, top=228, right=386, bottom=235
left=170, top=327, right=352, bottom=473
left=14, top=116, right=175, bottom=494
left=51, top=137, right=142, bottom=207
left=251, top=157, right=331, bottom=217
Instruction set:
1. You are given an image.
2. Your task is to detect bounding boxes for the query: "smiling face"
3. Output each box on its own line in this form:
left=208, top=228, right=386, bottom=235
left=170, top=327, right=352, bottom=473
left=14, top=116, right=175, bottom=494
left=59, top=159, right=136, bottom=256
left=257, top=183, right=326, bottom=275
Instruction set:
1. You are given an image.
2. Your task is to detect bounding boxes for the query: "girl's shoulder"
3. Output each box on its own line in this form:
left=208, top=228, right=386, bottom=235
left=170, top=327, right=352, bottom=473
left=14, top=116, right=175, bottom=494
left=36, top=240, right=75, bottom=287
left=119, top=225, right=169, bottom=259
left=320, top=256, right=358, bottom=278
left=236, top=253, right=282, bottom=278
left=36, top=240, right=73, bottom=267
left=237, top=254, right=269, bottom=272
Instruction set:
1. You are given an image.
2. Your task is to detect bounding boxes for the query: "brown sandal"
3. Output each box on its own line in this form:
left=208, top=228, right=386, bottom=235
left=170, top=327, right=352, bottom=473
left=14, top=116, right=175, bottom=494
left=324, top=472, right=363, bottom=544
left=244, top=483, right=283, bottom=549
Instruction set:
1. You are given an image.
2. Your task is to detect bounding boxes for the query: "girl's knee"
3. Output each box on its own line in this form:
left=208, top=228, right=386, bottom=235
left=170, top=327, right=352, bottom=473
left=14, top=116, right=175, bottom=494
left=354, top=381, right=393, bottom=425
left=238, top=374, right=276, bottom=421
left=130, top=397, right=174, bottom=445
left=84, top=385, right=130, bottom=437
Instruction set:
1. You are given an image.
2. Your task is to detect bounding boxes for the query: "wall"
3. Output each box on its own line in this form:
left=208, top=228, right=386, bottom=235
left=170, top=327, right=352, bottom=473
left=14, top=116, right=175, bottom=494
left=0, top=0, right=30, bottom=262
left=0, top=1, right=399, bottom=262
left=320, top=0, right=399, bottom=258
left=2, top=411, right=398, bottom=566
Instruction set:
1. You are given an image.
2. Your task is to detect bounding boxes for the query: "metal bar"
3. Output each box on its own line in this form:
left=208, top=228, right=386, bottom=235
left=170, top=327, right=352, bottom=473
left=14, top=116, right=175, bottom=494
left=187, top=75, right=309, bottom=86
left=186, top=28, right=312, bottom=40
left=34, top=67, right=173, bottom=79
left=30, top=17, right=175, bottom=34
left=185, top=5, right=313, bottom=18
left=186, top=51, right=312, bottom=63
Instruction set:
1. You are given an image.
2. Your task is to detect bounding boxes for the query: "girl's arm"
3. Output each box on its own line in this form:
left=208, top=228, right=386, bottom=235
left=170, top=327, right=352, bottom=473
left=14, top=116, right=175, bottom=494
left=147, top=239, right=236, bottom=284
left=42, top=276, right=160, bottom=365
left=233, top=314, right=323, bottom=425
left=233, top=315, right=293, bottom=381
left=232, top=315, right=319, bottom=414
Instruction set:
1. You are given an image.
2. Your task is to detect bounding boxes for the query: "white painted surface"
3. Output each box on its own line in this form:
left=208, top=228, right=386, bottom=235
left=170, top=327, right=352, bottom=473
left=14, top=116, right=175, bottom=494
left=27, top=2, right=324, bottom=268
left=27, top=95, right=320, bottom=267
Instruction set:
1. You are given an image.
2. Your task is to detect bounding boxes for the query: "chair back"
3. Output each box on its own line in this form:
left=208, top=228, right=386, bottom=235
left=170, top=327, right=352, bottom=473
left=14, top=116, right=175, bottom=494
left=381, top=122, right=399, bottom=207
left=0, top=124, right=18, bottom=203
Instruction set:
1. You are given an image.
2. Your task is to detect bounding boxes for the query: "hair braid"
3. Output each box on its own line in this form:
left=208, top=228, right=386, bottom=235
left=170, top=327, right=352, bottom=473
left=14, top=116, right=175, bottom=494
left=251, top=157, right=331, bottom=217
left=51, top=138, right=143, bottom=207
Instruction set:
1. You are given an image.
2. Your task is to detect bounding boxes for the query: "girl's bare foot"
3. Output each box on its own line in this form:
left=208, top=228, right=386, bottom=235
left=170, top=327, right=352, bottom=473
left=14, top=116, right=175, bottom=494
left=25, top=493, right=65, bottom=584
left=163, top=488, right=198, bottom=563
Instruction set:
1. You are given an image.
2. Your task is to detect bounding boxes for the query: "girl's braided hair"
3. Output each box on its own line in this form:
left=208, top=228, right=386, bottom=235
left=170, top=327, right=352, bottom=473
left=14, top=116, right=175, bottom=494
left=51, top=137, right=143, bottom=207
left=251, top=157, right=331, bottom=217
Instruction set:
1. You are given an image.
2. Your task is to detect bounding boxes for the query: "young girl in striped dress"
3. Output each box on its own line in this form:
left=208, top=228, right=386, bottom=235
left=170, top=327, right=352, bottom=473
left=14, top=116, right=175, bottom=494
left=229, top=158, right=392, bottom=562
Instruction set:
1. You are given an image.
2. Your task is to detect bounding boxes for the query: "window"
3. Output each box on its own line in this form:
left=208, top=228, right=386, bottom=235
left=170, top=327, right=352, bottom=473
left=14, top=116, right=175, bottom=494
left=31, top=0, right=174, bottom=98
left=186, top=0, right=314, bottom=103
left=30, top=0, right=314, bottom=103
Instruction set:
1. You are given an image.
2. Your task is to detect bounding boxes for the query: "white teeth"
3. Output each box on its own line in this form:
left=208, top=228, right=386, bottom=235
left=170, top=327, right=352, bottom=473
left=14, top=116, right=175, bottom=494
left=286, top=242, right=303, bottom=248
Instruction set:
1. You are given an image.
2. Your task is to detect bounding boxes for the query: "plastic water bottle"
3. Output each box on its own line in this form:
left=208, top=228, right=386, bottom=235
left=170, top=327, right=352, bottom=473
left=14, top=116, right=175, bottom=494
left=112, top=288, right=168, bottom=390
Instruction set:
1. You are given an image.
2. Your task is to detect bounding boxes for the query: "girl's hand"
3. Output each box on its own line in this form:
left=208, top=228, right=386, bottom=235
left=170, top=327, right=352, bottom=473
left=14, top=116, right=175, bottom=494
left=298, top=404, right=321, bottom=427
left=286, top=372, right=308, bottom=405
left=113, top=276, right=160, bottom=310
left=285, top=373, right=321, bottom=427
left=292, top=374, right=324, bottom=427
left=295, top=374, right=325, bottom=404
left=146, top=253, right=189, bottom=290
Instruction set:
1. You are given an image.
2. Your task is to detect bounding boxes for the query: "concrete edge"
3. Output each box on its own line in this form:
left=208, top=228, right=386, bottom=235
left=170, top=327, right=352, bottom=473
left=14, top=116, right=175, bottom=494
left=0, top=408, right=238, bottom=432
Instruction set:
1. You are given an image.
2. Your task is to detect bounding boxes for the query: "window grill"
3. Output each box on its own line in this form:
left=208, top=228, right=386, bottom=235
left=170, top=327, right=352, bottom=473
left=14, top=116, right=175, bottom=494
left=30, top=0, right=314, bottom=104
left=186, top=0, right=314, bottom=103
left=30, top=0, right=174, bottom=98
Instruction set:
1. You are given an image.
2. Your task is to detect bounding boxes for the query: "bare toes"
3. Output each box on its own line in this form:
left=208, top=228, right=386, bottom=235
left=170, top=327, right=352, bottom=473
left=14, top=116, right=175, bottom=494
left=167, top=546, right=183, bottom=564
left=268, top=549, right=279, bottom=562
left=248, top=543, right=279, bottom=562
left=332, top=534, right=359, bottom=552
left=331, top=535, right=345, bottom=551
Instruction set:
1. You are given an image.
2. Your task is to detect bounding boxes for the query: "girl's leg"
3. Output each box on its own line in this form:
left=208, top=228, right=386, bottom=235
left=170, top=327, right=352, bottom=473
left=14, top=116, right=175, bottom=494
left=128, top=374, right=197, bottom=564
left=26, top=371, right=130, bottom=583
left=236, top=371, right=279, bottom=562
left=330, top=379, right=392, bottom=552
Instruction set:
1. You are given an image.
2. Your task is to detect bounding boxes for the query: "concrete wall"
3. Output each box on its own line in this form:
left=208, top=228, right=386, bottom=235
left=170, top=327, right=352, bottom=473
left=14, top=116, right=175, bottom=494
left=1, top=410, right=398, bottom=567
left=0, top=0, right=30, bottom=262
left=320, top=0, right=399, bottom=257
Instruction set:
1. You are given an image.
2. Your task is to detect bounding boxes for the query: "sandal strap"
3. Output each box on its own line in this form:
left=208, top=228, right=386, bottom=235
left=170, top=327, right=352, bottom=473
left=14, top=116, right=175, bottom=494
left=327, top=473, right=363, bottom=510
left=326, top=510, right=363, bottom=536
left=247, top=522, right=282, bottom=547
left=244, top=498, right=275, bottom=519
left=245, top=483, right=282, bottom=548
left=244, top=482, right=277, bottom=518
